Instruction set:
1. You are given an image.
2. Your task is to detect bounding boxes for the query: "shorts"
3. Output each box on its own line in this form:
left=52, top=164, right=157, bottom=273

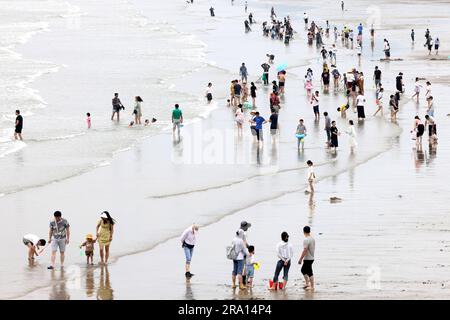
left=428, top=124, right=437, bottom=136
left=279, top=82, right=285, bottom=87
left=313, top=105, right=319, bottom=114
left=232, top=259, right=245, bottom=276
left=270, top=128, right=278, bottom=135
left=206, top=93, right=213, bottom=101
left=23, top=238, right=32, bottom=246
left=183, top=245, right=194, bottom=264
left=301, top=259, right=314, bottom=277
left=15, top=126, right=23, bottom=134
left=173, top=119, right=181, bottom=130
left=85, top=251, right=94, bottom=257
left=417, top=124, right=425, bottom=137
left=246, top=265, right=255, bottom=278
left=113, top=106, right=121, bottom=113
left=51, top=238, right=66, bottom=252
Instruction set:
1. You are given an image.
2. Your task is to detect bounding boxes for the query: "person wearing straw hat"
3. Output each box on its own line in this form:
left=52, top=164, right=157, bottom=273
left=96, top=211, right=115, bottom=265
left=80, top=234, right=96, bottom=265
left=180, top=224, right=199, bottom=279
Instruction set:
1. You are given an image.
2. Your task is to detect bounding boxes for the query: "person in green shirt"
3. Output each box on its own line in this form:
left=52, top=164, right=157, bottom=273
left=172, top=104, right=183, bottom=137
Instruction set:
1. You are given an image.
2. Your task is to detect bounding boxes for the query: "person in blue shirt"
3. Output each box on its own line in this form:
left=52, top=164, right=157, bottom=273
left=250, top=111, right=267, bottom=143
left=357, top=23, right=363, bottom=35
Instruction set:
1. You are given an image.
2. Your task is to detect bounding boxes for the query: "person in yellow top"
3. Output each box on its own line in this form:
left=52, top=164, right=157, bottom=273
left=96, top=211, right=115, bottom=265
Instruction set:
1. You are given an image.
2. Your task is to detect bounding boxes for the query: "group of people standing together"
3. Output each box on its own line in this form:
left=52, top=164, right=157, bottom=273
left=180, top=221, right=316, bottom=292
left=23, top=210, right=116, bottom=268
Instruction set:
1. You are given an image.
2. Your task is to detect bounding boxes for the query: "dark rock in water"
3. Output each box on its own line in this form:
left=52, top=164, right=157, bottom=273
left=330, top=197, right=342, bottom=202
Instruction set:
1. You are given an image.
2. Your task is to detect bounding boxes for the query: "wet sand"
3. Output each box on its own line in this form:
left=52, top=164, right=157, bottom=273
left=3, top=0, right=450, bottom=299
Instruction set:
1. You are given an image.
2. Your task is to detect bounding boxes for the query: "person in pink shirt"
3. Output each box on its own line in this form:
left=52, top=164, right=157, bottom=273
left=86, top=113, right=91, bottom=129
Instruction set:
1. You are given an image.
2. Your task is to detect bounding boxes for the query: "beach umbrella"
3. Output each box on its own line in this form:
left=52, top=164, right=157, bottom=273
left=276, top=63, right=288, bottom=72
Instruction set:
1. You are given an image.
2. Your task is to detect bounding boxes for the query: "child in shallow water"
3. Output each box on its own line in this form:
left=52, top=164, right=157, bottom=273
left=80, top=234, right=96, bottom=265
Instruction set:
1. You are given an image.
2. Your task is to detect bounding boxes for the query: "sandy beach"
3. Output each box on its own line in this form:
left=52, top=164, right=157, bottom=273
left=1, top=0, right=450, bottom=300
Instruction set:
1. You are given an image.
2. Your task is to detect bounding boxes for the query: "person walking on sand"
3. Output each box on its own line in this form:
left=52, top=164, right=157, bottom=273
left=298, top=226, right=315, bottom=291
left=296, top=119, right=307, bottom=151
left=306, top=160, right=315, bottom=194
left=111, top=93, right=124, bottom=122
left=411, top=78, right=422, bottom=103
left=270, top=231, right=293, bottom=290
left=133, top=96, right=143, bottom=125
left=23, top=234, right=46, bottom=263
left=172, top=104, right=183, bottom=138
left=250, top=111, right=267, bottom=144
left=48, top=211, right=70, bottom=270
left=235, top=104, right=245, bottom=136
left=240, top=63, right=248, bottom=83
left=14, top=109, right=23, bottom=140
left=180, top=224, right=199, bottom=279
left=96, top=211, right=115, bottom=265
left=434, top=37, right=440, bottom=55
left=374, top=87, right=384, bottom=116
left=230, top=230, right=250, bottom=290
left=250, top=82, right=257, bottom=107
left=373, top=66, right=382, bottom=89
left=411, top=29, right=415, bottom=44
left=311, top=91, right=320, bottom=121
left=80, top=234, right=96, bottom=265
left=345, top=120, right=357, bottom=152
left=330, top=121, right=339, bottom=152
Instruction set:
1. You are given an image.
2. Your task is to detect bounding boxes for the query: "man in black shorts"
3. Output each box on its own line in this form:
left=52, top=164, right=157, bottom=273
left=111, top=93, right=124, bottom=122
left=298, top=225, right=315, bottom=290
left=14, top=110, right=23, bottom=140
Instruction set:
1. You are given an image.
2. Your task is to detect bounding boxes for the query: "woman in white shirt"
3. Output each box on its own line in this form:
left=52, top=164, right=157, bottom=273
left=133, top=96, right=143, bottom=125
left=180, top=224, right=199, bottom=279
left=270, top=232, right=293, bottom=290
left=306, top=160, right=316, bottom=194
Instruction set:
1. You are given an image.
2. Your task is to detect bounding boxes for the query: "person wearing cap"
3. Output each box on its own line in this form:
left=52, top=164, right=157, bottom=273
left=180, top=224, right=199, bottom=279
left=231, top=230, right=250, bottom=290
left=96, top=211, right=115, bottom=265
left=48, top=211, right=70, bottom=270
left=80, top=234, right=96, bottom=265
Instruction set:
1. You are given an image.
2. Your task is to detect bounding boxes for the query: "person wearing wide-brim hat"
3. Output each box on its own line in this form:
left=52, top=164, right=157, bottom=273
left=96, top=211, right=116, bottom=265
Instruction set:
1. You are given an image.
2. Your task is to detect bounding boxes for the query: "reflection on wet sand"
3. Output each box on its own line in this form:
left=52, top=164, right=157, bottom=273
left=49, top=269, right=70, bottom=300
left=185, top=280, right=194, bottom=300
left=85, top=266, right=95, bottom=298
left=97, top=265, right=114, bottom=300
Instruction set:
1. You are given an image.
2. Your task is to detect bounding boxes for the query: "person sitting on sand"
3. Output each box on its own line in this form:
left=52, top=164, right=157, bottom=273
left=23, top=234, right=46, bottom=262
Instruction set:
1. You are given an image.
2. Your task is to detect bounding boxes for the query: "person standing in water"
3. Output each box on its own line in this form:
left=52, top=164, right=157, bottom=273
left=330, top=121, right=339, bottom=152
left=345, top=120, right=357, bottom=152
left=250, top=82, right=257, bottom=107
left=389, top=94, right=399, bottom=121
left=133, top=96, right=143, bottom=125
left=434, top=37, right=440, bottom=55
left=111, top=93, right=124, bottom=122
left=206, top=83, right=213, bottom=103
left=23, top=234, right=46, bottom=263
left=356, top=93, right=366, bottom=120
left=311, top=91, right=320, bottom=121
left=172, top=104, right=183, bottom=138
left=296, top=119, right=307, bottom=151
left=48, top=211, right=70, bottom=270
left=341, top=1, right=344, bottom=11
left=14, top=110, right=23, bottom=140
left=373, top=66, right=382, bottom=88
left=261, top=62, right=270, bottom=85
left=96, top=211, right=115, bottom=265
left=240, top=63, right=248, bottom=83
left=324, top=112, right=331, bottom=147
left=424, top=115, right=437, bottom=143
left=270, top=231, right=293, bottom=290
left=411, top=29, right=415, bottom=43
left=374, top=87, right=384, bottom=116
left=209, top=7, right=215, bottom=17
left=306, top=160, right=315, bottom=194
left=180, top=224, right=199, bottom=279
left=235, top=104, right=245, bottom=136
left=298, top=226, right=316, bottom=291
left=411, top=116, right=425, bottom=148
left=231, top=229, right=250, bottom=290
left=86, top=112, right=91, bottom=129
left=411, top=77, right=422, bottom=103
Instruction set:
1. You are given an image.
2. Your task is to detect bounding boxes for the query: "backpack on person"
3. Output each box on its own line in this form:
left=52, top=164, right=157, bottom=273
left=226, top=244, right=239, bottom=260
